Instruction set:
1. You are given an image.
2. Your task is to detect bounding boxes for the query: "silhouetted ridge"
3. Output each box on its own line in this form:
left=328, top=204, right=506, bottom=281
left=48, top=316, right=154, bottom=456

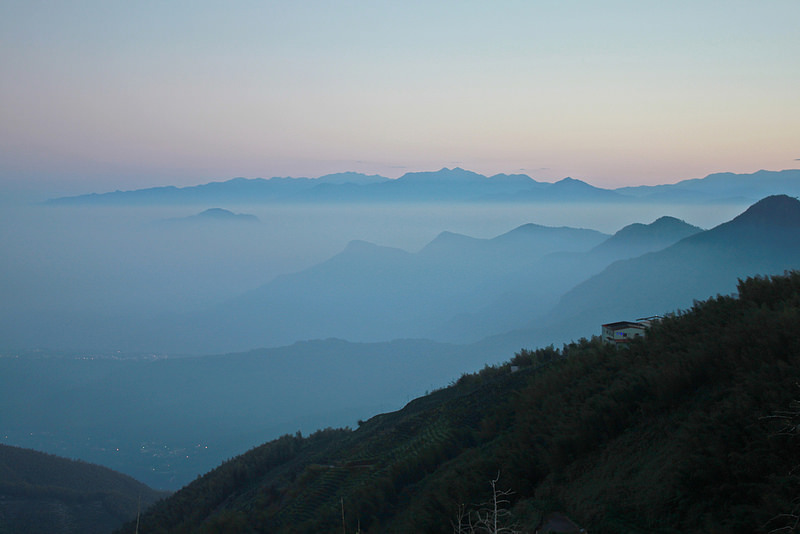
left=396, top=167, right=487, bottom=183
left=501, top=222, right=550, bottom=235
left=196, top=208, right=259, bottom=222
left=158, top=207, right=260, bottom=224
left=591, top=216, right=702, bottom=256
left=551, top=196, right=800, bottom=337
left=728, top=194, right=800, bottom=227
left=650, top=215, right=697, bottom=229
left=199, top=208, right=238, bottom=218
left=419, top=231, right=481, bottom=254
left=120, top=272, right=800, bottom=533
left=0, top=443, right=164, bottom=534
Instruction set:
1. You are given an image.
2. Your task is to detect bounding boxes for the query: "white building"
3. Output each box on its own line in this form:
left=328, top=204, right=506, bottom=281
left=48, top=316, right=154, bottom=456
left=601, top=321, right=647, bottom=344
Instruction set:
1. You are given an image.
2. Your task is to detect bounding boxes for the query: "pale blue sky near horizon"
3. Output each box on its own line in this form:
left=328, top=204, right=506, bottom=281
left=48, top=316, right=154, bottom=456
left=2, top=1, right=799, bottom=196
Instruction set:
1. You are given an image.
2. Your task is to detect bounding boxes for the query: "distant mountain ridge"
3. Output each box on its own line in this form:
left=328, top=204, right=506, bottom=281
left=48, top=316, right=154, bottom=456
left=438, top=216, right=703, bottom=342
left=159, top=207, right=260, bottom=224
left=6, top=196, right=800, bottom=506
left=128, top=213, right=708, bottom=352
left=589, top=215, right=703, bottom=259
left=47, top=172, right=390, bottom=205
left=616, top=168, right=800, bottom=202
left=10, top=194, right=800, bottom=356
left=47, top=167, right=800, bottom=205
left=151, top=223, right=610, bottom=352
left=505, top=194, right=800, bottom=353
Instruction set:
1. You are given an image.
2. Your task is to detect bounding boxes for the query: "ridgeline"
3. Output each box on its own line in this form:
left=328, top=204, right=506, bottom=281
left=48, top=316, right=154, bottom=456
left=120, top=272, right=800, bottom=533
left=0, top=444, right=166, bottom=534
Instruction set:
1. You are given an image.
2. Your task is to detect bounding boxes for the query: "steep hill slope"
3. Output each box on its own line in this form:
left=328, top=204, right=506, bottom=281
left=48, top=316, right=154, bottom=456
left=520, top=194, right=800, bottom=350
left=120, top=271, right=800, bottom=533
left=0, top=444, right=165, bottom=534
left=438, top=216, right=702, bottom=341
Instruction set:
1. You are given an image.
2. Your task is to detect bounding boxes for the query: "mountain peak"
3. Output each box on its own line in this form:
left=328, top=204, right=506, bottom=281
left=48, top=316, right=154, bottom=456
left=652, top=215, right=682, bottom=224
left=196, top=208, right=259, bottom=222
left=198, top=207, right=235, bottom=218
left=647, top=215, right=703, bottom=233
left=418, top=231, right=483, bottom=256
left=591, top=215, right=702, bottom=257
left=731, top=195, right=800, bottom=227
left=397, top=168, right=486, bottom=183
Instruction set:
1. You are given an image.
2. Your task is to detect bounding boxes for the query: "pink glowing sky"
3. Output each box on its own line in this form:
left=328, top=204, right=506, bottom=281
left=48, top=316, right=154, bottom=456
left=2, top=1, right=799, bottom=195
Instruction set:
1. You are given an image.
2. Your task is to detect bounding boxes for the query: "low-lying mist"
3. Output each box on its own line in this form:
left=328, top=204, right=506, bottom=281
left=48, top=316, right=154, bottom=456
left=0, top=201, right=748, bottom=354
left=6, top=194, right=797, bottom=490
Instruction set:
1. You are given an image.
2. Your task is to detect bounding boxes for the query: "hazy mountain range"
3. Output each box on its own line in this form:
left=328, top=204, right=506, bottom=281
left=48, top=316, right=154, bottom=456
left=4, top=195, right=800, bottom=491
left=173, top=223, right=610, bottom=352
left=117, top=272, right=800, bottom=533
left=8, top=169, right=800, bottom=527
left=8, top=194, right=799, bottom=355
left=47, top=167, right=800, bottom=205
left=55, top=208, right=704, bottom=354
left=475, top=194, right=800, bottom=358
left=164, top=216, right=703, bottom=353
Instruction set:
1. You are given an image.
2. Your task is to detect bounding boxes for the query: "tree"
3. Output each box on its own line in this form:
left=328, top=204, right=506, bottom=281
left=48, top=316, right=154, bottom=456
left=763, top=396, right=800, bottom=533
left=453, top=472, right=520, bottom=534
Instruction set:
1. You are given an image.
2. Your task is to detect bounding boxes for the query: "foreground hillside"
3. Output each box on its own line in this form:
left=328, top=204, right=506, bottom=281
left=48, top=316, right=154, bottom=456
left=0, top=444, right=166, bottom=534
left=121, top=272, right=800, bottom=533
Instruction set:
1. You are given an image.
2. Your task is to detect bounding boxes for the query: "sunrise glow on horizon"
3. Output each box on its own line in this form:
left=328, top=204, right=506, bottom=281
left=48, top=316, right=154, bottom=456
left=2, top=1, right=799, bottom=195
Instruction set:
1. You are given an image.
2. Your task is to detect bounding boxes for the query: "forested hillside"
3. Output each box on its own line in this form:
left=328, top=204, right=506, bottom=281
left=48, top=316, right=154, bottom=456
left=0, top=444, right=166, bottom=534
left=119, top=271, right=800, bottom=533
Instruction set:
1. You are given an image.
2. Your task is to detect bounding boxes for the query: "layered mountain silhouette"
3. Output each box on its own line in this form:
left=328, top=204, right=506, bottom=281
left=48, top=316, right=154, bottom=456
left=46, top=172, right=390, bottom=205
left=198, top=214, right=703, bottom=350
left=47, top=167, right=800, bottom=205
left=90, top=196, right=799, bottom=353
left=492, top=195, right=800, bottom=353
left=440, top=216, right=703, bottom=341
left=589, top=215, right=704, bottom=260
left=6, top=196, right=800, bottom=498
left=161, top=223, right=609, bottom=352
left=19, top=193, right=800, bottom=356
left=616, top=169, right=800, bottom=203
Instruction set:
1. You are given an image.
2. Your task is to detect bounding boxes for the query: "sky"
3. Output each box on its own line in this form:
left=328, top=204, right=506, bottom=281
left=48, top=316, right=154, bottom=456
left=1, top=0, right=799, bottom=196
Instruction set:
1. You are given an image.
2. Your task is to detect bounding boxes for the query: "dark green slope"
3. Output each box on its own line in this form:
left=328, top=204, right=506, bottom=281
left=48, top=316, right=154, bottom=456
left=121, top=272, right=800, bottom=534
left=0, top=444, right=166, bottom=534
left=546, top=194, right=800, bottom=341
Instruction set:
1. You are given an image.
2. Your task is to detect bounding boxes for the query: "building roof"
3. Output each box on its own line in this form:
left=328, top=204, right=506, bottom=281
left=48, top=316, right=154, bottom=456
left=602, top=321, right=646, bottom=330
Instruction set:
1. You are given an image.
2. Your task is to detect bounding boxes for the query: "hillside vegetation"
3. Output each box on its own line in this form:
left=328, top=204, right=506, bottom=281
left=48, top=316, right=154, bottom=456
left=0, top=444, right=166, bottom=534
left=120, top=271, right=800, bottom=533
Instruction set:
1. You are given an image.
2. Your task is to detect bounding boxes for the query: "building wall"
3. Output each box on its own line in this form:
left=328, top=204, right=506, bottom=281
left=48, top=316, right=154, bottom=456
left=603, top=324, right=645, bottom=343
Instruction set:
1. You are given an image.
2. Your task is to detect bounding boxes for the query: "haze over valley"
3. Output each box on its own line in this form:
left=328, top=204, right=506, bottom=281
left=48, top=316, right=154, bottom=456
left=7, top=168, right=799, bottom=355
left=3, top=2, right=800, bottom=530
left=2, top=168, right=800, bottom=493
